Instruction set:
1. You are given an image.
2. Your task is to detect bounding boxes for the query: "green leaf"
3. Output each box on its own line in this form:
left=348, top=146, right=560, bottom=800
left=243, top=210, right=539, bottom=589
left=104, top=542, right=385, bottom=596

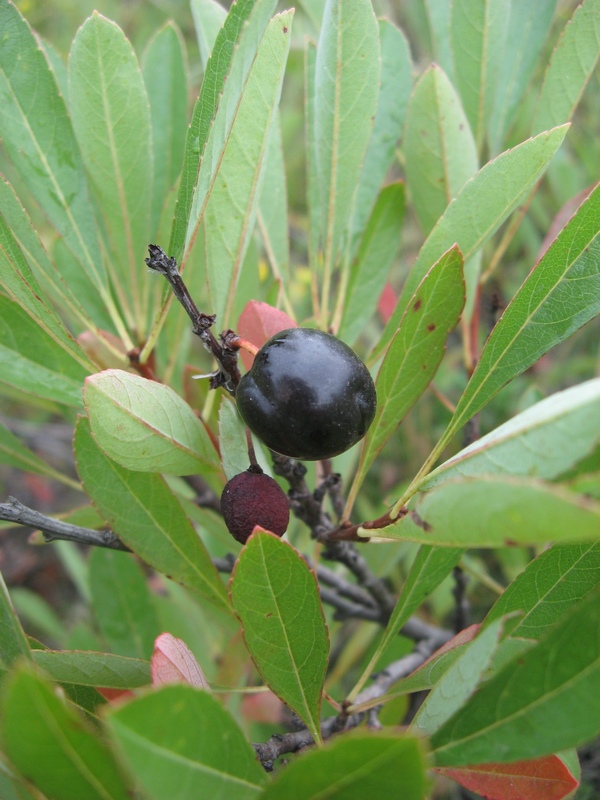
left=349, top=246, right=464, bottom=505
left=0, top=177, right=102, bottom=347
left=375, top=125, right=568, bottom=360
left=0, top=419, right=71, bottom=483
left=32, top=650, right=150, bottom=689
left=170, top=0, right=279, bottom=265
left=419, top=378, right=600, bottom=491
left=484, top=541, right=600, bottom=640
left=74, top=417, right=231, bottom=614
left=404, top=65, right=478, bottom=236
left=89, top=549, right=159, bottom=660
left=432, top=586, right=600, bottom=765
left=83, top=369, right=221, bottom=475
left=106, top=686, right=267, bottom=800
left=348, top=545, right=463, bottom=702
left=450, top=0, right=510, bottom=151
left=229, top=531, right=329, bottom=743
left=203, top=10, right=293, bottom=325
left=0, top=295, right=88, bottom=407
left=339, top=182, right=405, bottom=346
left=191, top=0, right=227, bottom=67
left=258, top=118, right=290, bottom=282
left=314, top=0, right=380, bottom=317
left=142, top=23, right=188, bottom=236
left=411, top=618, right=505, bottom=736
left=69, top=13, right=153, bottom=334
left=424, top=0, right=455, bottom=81
left=0, top=206, right=94, bottom=372
left=372, top=476, right=600, bottom=547
left=305, top=40, right=320, bottom=276
left=0, top=572, right=31, bottom=670
left=1, top=664, right=131, bottom=800
left=259, top=731, right=427, bottom=800
left=488, top=0, right=558, bottom=153
left=532, top=0, right=600, bottom=134
left=444, top=181, right=600, bottom=442
left=0, top=0, right=106, bottom=291
left=218, top=396, right=272, bottom=480
left=344, top=19, right=412, bottom=260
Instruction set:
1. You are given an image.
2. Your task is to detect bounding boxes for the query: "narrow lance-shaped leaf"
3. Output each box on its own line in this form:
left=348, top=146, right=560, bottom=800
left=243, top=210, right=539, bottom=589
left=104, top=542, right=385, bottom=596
left=404, top=65, right=478, bottom=236
left=371, top=476, right=600, bottom=548
left=411, top=618, right=505, bottom=736
left=0, top=295, right=89, bottom=408
left=431, top=586, right=600, bottom=765
left=230, top=531, right=329, bottom=744
left=532, top=0, right=600, bottom=134
left=191, top=0, right=227, bottom=67
left=0, top=572, right=31, bottom=670
left=176, top=0, right=279, bottom=265
left=203, top=10, right=294, bottom=326
left=31, top=650, right=151, bottom=690
left=443, top=180, right=600, bottom=444
left=339, top=182, right=405, bottom=345
left=314, top=0, right=380, bottom=320
left=344, top=19, right=412, bottom=262
left=69, top=13, right=153, bottom=334
left=372, top=125, right=568, bottom=361
left=488, top=0, right=558, bottom=154
left=1, top=665, right=131, bottom=800
left=74, top=417, right=231, bottom=614
left=142, top=23, right=188, bottom=237
left=83, top=369, right=221, bottom=475
left=257, top=117, right=290, bottom=284
left=348, top=545, right=463, bottom=702
left=450, top=0, right=509, bottom=152
left=0, top=176, right=106, bottom=345
left=424, top=0, right=455, bottom=81
left=89, top=548, right=160, bottom=660
left=347, top=246, right=464, bottom=510
left=0, top=0, right=106, bottom=291
left=484, top=541, right=600, bottom=640
left=419, top=378, right=600, bottom=491
left=0, top=420, right=77, bottom=488
left=0, top=207, right=94, bottom=372
left=106, top=686, right=267, bottom=800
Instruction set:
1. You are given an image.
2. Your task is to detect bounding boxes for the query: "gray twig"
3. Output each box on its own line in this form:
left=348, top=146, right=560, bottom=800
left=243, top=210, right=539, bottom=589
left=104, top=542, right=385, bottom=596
left=0, top=497, right=129, bottom=551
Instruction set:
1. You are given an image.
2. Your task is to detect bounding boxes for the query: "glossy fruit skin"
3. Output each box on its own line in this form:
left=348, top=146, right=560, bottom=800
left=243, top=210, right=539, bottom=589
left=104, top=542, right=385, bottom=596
left=235, top=328, right=376, bottom=460
left=221, top=468, right=289, bottom=544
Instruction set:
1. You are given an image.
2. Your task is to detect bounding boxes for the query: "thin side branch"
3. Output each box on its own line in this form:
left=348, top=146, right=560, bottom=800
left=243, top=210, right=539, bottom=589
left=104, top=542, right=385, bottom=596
left=0, top=497, right=129, bottom=551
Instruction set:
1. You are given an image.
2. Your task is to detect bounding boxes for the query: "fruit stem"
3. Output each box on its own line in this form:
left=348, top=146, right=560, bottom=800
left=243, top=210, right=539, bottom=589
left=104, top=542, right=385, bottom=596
left=246, top=428, right=261, bottom=471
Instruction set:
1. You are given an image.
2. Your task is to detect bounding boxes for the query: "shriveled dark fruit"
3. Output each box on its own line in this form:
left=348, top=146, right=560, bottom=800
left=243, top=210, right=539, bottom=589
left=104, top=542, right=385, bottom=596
left=221, top=467, right=290, bottom=544
left=235, top=328, right=376, bottom=460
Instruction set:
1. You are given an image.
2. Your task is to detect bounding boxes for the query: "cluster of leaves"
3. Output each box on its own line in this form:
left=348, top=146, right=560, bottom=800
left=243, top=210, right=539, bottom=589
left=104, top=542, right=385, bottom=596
left=0, top=0, right=599, bottom=797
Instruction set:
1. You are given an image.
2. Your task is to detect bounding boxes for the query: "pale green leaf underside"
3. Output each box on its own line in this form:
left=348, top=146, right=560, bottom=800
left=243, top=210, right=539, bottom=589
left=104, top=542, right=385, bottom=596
left=420, top=378, right=600, bottom=491
left=84, top=369, right=220, bottom=475
left=532, top=0, right=600, bottom=134
left=369, top=477, right=600, bottom=547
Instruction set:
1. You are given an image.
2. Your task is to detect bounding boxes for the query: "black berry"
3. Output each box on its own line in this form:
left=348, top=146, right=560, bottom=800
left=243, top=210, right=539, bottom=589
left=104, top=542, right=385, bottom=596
left=221, top=468, right=290, bottom=544
left=235, top=328, right=376, bottom=460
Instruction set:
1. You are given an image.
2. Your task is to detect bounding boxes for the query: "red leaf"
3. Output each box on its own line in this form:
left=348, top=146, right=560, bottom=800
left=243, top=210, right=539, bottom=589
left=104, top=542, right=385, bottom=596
left=435, top=754, right=579, bottom=800
left=237, top=301, right=297, bottom=369
left=377, top=282, right=397, bottom=324
left=151, top=633, right=210, bottom=689
left=96, top=687, right=134, bottom=703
